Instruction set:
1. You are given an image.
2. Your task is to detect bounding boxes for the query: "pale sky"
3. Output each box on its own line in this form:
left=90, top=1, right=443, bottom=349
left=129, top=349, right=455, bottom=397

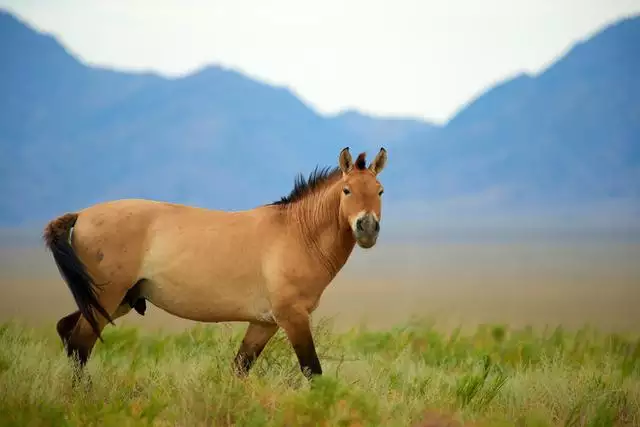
left=2, top=0, right=639, bottom=123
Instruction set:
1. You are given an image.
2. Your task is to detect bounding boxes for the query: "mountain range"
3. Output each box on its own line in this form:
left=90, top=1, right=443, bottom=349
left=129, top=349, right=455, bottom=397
left=1, top=9, right=639, bottom=234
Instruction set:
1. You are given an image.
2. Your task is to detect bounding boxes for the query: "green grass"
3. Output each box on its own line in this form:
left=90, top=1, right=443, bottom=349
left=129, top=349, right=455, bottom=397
left=0, top=319, right=639, bottom=426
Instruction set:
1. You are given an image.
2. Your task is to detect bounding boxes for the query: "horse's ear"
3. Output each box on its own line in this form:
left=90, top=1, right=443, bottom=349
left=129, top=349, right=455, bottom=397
left=338, top=147, right=353, bottom=174
left=369, top=147, right=387, bottom=175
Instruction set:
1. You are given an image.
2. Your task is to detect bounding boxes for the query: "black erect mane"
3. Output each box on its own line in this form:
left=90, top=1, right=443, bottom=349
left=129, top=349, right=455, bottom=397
left=269, top=152, right=368, bottom=206
left=269, top=166, right=341, bottom=206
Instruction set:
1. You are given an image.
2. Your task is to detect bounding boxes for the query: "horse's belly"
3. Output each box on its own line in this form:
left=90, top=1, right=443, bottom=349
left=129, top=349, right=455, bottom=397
left=139, top=227, right=273, bottom=323
left=139, top=274, right=271, bottom=324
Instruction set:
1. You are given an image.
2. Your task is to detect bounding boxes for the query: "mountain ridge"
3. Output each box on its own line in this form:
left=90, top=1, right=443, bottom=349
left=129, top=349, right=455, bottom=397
left=1, top=9, right=639, bottom=230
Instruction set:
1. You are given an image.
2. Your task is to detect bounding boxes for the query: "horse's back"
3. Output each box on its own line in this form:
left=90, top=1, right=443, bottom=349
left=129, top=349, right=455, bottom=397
left=73, top=197, right=273, bottom=259
left=76, top=198, right=215, bottom=233
left=79, top=198, right=188, bottom=217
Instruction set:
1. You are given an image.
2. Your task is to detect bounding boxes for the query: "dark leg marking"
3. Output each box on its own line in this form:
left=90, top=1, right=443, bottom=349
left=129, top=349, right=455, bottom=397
left=292, top=329, right=323, bottom=379
left=57, top=312, right=93, bottom=376
left=56, top=310, right=82, bottom=348
left=233, top=323, right=279, bottom=377
left=276, top=310, right=323, bottom=380
left=68, top=344, right=91, bottom=368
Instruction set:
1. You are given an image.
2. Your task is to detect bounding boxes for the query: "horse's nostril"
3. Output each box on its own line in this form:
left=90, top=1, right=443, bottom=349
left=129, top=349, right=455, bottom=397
left=374, top=221, right=380, bottom=232
left=356, top=218, right=364, bottom=231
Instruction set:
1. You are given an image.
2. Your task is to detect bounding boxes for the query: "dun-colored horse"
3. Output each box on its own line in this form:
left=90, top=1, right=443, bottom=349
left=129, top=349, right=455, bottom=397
left=44, top=147, right=387, bottom=380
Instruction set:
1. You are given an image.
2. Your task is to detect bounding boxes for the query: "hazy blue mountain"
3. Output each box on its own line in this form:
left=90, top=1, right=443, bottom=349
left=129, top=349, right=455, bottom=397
left=392, top=15, right=640, bottom=218
left=1, top=9, right=639, bottom=231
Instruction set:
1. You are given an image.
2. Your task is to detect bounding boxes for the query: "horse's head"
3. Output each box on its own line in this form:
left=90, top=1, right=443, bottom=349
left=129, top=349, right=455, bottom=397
left=337, top=147, right=387, bottom=249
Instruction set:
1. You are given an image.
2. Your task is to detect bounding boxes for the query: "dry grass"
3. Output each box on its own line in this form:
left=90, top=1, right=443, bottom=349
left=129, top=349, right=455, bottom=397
left=1, top=237, right=639, bottom=425
left=1, top=319, right=639, bottom=426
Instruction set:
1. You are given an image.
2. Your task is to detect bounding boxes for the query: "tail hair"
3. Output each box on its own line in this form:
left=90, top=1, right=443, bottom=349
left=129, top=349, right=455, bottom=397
left=43, top=213, right=113, bottom=341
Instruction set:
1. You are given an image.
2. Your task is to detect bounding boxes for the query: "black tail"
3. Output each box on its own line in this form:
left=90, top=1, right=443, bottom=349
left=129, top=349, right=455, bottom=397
left=43, top=213, right=113, bottom=341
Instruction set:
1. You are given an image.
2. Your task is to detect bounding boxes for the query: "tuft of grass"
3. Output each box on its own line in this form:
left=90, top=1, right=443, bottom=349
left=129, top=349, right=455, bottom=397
left=0, top=319, right=638, bottom=426
left=455, top=354, right=508, bottom=411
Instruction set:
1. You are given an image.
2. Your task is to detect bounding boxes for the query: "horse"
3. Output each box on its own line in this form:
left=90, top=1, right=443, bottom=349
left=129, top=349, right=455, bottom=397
left=43, top=147, right=387, bottom=380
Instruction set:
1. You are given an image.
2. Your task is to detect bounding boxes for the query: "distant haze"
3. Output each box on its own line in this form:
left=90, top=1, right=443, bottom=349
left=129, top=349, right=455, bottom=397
left=1, top=0, right=639, bottom=123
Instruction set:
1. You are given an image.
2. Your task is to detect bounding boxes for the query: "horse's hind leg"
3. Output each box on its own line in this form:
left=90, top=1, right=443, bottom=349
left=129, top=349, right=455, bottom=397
left=57, top=283, right=146, bottom=356
left=233, top=323, right=279, bottom=377
left=65, top=288, right=131, bottom=370
left=57, top=310, right=82, bottom=350
left=61, top=278, right=149, bottom=366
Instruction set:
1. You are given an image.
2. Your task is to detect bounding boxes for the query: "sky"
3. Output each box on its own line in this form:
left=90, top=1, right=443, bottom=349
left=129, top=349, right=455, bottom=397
left=1, top=0, right=639, bottom=124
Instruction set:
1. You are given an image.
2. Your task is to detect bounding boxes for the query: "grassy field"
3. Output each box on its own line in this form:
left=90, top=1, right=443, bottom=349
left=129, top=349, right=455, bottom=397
left=1, top=318, right=639, bottom=427
left=1, top=234, right=639, bottom=425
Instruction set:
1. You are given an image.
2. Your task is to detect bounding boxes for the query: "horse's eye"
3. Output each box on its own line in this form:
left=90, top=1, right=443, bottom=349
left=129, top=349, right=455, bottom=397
left=343, top=187, right=351, bottom=195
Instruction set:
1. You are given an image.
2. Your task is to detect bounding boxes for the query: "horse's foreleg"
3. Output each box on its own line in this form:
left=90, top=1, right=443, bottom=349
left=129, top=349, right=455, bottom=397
left=274, top=306, right=322, bottom=380
left=233, top=322, right=279, bottom=377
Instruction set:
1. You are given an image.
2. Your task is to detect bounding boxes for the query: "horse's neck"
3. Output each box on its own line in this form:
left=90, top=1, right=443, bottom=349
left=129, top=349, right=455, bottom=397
left=291, top=186, right=355, bottom=278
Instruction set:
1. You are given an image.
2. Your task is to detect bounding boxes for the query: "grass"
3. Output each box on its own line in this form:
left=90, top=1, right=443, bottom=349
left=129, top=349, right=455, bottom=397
left=0, top=318, right=639, bottom=427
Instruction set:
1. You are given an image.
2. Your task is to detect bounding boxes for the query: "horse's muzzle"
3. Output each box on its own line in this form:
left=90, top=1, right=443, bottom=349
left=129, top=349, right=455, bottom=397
left=353, top=213, right=380, bottom=248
